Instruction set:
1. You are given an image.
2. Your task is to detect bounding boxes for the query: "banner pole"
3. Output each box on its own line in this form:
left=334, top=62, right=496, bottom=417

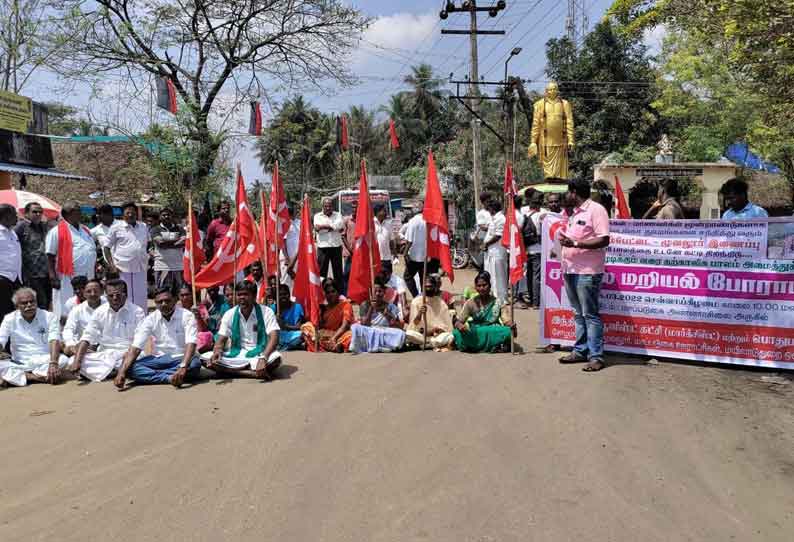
left=188, top=193, right=197, bottom=307
left=509, top=283, right=515, bottom=355
left=422, top=229, right=428, bottom=351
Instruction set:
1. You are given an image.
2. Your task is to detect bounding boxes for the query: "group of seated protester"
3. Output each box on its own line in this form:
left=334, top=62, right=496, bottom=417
left=0, top=267, right=516, bottom=388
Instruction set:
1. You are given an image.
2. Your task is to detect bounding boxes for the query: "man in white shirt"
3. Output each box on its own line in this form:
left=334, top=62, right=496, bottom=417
left=281, top=206, right=300, bottom=289
left=313, top=197, right=345, bottom=290
left=0, top=204, right=22, bottom=322
left=204, top=280, right=281, bottom=381
left=374, top=204, right=394, bottom=267
left=90, top=204, right=119, bottom=257
left=102, top=202, right=150, bottom=311
left=475, top=192, right=493, bottom=241
left=115, top=287, right=200, bottom=389
left=0, top=288, right=68, bottom=386
left=69, top=279, right=145, bottom=382
left=402, top=213, right=439, bottom=297
left=380, top=261, right=408, bottom=321
left=45, top=201, right=97, bottom=320
left=62, top=278, right=106, bottom=356
left=483, top=199, right=508, bottom=303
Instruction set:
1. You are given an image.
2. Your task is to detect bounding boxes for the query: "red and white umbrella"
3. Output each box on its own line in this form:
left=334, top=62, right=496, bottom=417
left=0, top=189, right=61, bottom=220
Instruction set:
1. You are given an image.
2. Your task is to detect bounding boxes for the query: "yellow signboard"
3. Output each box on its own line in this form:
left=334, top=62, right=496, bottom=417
left=0, top=90, right=32, bottom=133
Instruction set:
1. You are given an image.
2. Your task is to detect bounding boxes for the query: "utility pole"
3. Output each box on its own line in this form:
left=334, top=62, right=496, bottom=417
left=440, top=1, right=507, bottom=211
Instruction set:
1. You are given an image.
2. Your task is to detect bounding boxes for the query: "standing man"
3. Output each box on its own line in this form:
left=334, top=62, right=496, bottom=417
left=91, top=204, right=118, bottom=276
left=69, top=279, right=145, bottom=382
left=643, top=179, right=685, bottom=219
left=15, top=202, right=52, bottom=309
left=314, top=197, right=345, bottom=289
left=204, top=280, right=282, bottom=380
left=115, top=287, right=200, bottom=388
left=102, top=202, right=149, bottom=311
left=523, top=192, right=544, bottom=309
left=150, top=207, right=186, bottom=292
left=0, top=288, right=67, bottom=386
left=546, top=192, right=563, bottom=215
left=341, top=201, right=358, bottom=295
left=374, top=204, right=394, bottom=269
left=0, top=204, right=21, bottom=322
left=403, top=212, right=439, bottom=298
left=720, top=178, right=768, bottom=219
left=281, top=205, right=300, bottom=289
left=558, top=179, right=611, bottom=372
left=483, top=199, right=508, bottom=304
left=205, top=200, right=232, bottom=260
left=46, top=201, right=96, bottom=320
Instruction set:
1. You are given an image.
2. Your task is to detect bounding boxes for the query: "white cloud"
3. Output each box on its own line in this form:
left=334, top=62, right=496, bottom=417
left=352, top=11, right=438, bottom=68
left=643, top=24, right=667, bottom=56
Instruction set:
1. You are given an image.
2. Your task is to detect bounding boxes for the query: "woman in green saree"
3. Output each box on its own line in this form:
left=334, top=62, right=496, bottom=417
left=453, top=271, right=516, bottom=353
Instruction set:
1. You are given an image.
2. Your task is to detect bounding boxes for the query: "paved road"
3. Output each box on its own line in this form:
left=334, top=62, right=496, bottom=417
left=2, top=278, right=793, bottom=541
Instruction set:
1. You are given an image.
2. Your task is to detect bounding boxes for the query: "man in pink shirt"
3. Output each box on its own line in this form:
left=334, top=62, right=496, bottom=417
left=558, top=179, right=610, bottom=372
left=204, top=200, right=232, bottom=260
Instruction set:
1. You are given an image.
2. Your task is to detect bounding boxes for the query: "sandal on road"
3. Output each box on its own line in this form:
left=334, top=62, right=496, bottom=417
left=559, top=352, right=587, bottom=364
left=582, top=359, right=606, bottom=372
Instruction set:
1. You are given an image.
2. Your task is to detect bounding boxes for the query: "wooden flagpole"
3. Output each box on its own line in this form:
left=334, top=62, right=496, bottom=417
left=188, top=193, right=197, bottom=307
left=306, top=192, right=320, bottom=352
left=422, top=228, right=429, bottom=351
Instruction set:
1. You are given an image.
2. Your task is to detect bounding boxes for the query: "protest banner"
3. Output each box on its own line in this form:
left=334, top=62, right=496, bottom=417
left=540, top=216, right=794, bottom=369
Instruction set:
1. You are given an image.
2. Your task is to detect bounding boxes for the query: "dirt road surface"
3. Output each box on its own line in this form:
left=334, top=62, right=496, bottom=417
left=2, top=269, right=793, bottom=541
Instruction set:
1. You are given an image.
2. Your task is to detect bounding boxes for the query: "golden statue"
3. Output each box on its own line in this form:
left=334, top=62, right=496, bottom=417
left=528, top=81, right=574, bottom=179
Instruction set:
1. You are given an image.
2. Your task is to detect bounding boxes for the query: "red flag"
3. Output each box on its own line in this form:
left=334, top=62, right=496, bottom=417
left=156, top=76, right=178, bottom=114
left=193, top=166, right=261, bottom=288
left=268, top=161, right=291, bottom=253
left=293, top=195, right=324, bottom=328
left=501, top=197, right=527, bottom=285
left=259, top=191, right=278, bottom=278
left=422, top=149, right=454, bottom=283
left=388, top=118, right=400, bottom=150
left=249, top=101, right=263, bottom=136
left=348, top=160, right=382, bottom=303
left=614, top=175, right=631, bottom=219
left=503, top=161, right=516, bottom=196
left=182, top=209, right=206, bottom=284
left=341, top=114, right=350, bottom=150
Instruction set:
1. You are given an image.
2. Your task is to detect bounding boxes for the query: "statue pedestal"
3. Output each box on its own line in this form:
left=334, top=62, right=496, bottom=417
left=655, top=154, right=674, bottom=164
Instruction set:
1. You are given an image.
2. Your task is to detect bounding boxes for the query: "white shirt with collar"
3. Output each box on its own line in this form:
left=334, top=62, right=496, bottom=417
left=0, top=224, right=22, bottom=282
left=284, top=218, right=301, bottom=259
left=485, top=212, right=507, bottom=257
left=103, top=220, right=150, bottom=273
left=217, top=304, right=280, bottom=349
left=44, top=223, right=96, bottom=279
left=81, top=301, right=146, bottom=352
left=63, top=299, right=107, bottom=347
left=0, top=309, right=60, bottom=361
left=313, top=211, right=344, bottom=248
left=375, top=217, right=394, bottom=260
left=132, top=306, right=197, bottom=357
left=404, top=214, right=427, bottom=262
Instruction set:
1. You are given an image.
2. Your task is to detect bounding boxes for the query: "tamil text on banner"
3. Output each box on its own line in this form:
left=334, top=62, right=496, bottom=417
left=540, top=217, right=794, bottom=369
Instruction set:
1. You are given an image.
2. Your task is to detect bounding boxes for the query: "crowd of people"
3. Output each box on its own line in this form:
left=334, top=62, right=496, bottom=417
left=0, top=175, right=772, bottom=387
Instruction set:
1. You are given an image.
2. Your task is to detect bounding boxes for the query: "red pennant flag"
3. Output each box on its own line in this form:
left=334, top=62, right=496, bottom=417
left=348, top=160, right=382, bottom=303
left=503, top=161, right=516, bottom=196
left=388, top=118, right=400, bottom=150
left=268, top=161, right=291, bottom=253
left=293, top=195, right=324, bottom=328
left=614, top=175, right=631, bottom=219
left=341, top=114, right=350, bottom=150
left=193, top=167, right=262, bottom=288
left=259, top=191, right=278, bottom=278
left=501, top=197, right=527, bottom=285
left=156, top=76, right=178, bottom=114
left=422, top=150, right=454, bottom=283
left=182, top=209, right=206, bottom=284
left=249, top=101, right=263, bottom=136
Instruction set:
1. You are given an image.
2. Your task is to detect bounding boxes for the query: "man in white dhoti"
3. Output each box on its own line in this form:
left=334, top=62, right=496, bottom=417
left=203, top=280, right=281, bottom=381
left=62, top=278, right=106, bottom=356
left=0, top=288, right=68, bottom=386
left=102, top=202, right=150, bottom=311
left=483, top=199, right=508, bottom=303
left=45, top=201, right=97, bottom=320
left=114, top=286, right=200, bottom=389
left=68, top=279, right=144, bottom=382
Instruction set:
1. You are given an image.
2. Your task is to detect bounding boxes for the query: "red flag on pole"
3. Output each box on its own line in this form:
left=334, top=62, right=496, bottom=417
left=156, top=76, right=178, bottom=114
left=183, top=209, right=206, bottom=284
left=259, top=191, right=278, bottom=278
left=268, top=161, right=291, bottom=255
left=501, top=197, right=527, bottom=285
left=388, top=118, right=400, bottom=150
left=614, top=175, right=631, bottom=219
left=249, top=101, right=263, bottom=136
left=503, top=161, right=516, bottom=196
left=193, top=166, right=261, bottom=288
left=340, top=114, right=350, bottom=150
left=422, top=149, right=454, bottom=283
left=348, top=160, right=382, bottom=303
left=293, top=195, right=324, bottom=328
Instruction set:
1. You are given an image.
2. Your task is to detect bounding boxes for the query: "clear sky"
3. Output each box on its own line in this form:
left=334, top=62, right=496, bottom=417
left=29, top=0, right=626, bottom=189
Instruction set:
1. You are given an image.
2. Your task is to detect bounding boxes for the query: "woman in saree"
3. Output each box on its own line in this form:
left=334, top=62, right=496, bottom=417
left=350, top=278, right=406, bottom=354
left=270, top=284, right=305, bottom=350
left=453, top=270, right=516, bottom=353
left=300, top=278, right=354, bottom=352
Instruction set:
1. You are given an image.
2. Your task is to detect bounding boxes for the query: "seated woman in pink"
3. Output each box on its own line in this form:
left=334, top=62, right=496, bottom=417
left=178, top=285, right=214, bottom=353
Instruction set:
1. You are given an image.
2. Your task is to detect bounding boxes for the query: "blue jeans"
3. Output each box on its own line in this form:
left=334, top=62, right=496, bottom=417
left=128, top=354, right=201, bottom=385
left=563, top=273, right=604, bottom=359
